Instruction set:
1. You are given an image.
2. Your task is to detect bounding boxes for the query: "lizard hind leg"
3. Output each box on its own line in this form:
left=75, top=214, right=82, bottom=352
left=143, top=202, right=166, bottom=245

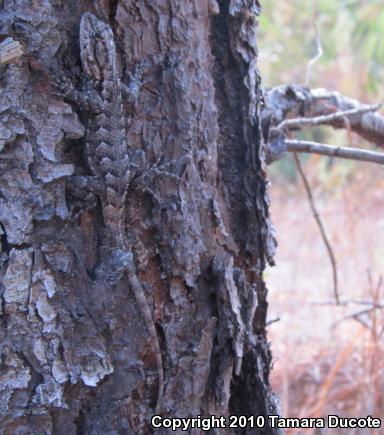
left=97, top=249, right=165, bottom=413
left=95, top=248, right=133, bottom=286
left=93, top=250, right=165, bottom=413
left=58, top=175, right=102, bottom=238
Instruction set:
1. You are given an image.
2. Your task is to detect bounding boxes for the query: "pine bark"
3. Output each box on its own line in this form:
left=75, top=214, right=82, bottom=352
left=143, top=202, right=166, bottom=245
left=0, top=0, right=279, bottom=433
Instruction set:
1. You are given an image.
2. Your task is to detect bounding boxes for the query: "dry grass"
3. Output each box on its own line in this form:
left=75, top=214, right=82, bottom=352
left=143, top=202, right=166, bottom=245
left=266, top=155, right=384, bottom=433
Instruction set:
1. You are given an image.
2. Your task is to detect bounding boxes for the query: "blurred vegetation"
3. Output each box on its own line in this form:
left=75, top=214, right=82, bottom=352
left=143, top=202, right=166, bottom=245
left=258, top=0, right=384, bottom=96
left=257, top=0, right=384, bottom=187
left=259, top=4, right=384, bottom=423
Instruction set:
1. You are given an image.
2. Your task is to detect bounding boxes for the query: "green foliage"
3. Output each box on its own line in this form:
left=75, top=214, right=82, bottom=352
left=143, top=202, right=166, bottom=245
left=258, top=0, right=384, bottom=95
left=347, top=1, right=384, bottom=92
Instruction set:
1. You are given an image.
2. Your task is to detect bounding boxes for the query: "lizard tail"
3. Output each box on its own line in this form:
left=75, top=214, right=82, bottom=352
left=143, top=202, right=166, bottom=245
left=144, top=307, right=164, bottom=415
left=154, top=344, right=164, bottom=415
left=125, top=261, right=165, bottom=414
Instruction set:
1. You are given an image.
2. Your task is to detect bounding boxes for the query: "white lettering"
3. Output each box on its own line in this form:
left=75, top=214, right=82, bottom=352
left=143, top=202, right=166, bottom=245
left=151, top=416, right=162, bottom=428
left=162, top=418, right=171, bottom=428
left=268, top=415, right=278, bottom=427
left=328, top=416, right=382, bottom=429
left=328, top=416, right=339, bottom=428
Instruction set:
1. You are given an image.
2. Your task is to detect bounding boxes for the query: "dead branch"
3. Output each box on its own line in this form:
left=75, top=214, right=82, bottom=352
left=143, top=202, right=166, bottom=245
left=285, top=139, right=384, bottom=164
left=275, top=103, right=381, bottom=133
left=293, top=153, right=340, bottom=304
left=264, top=85, right=384, bottom=149
left=305, top=2, right=323, bottom=87
left=312, top=299, right=384, bottom=307
left=333, top=305, right=384, bottom=329
left=266, top=317, right=281, bottom=326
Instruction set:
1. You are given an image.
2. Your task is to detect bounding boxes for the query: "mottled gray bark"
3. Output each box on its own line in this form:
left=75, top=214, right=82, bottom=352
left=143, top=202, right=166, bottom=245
left=0, top=0, right=279, bottom=433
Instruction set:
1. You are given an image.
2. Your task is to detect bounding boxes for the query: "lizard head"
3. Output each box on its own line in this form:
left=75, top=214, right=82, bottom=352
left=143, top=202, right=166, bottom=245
left=79, top=12, right=116, bottom=82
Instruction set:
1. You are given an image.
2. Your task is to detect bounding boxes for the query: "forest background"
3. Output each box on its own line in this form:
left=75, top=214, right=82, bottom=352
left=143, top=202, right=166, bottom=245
left=259, top=0, right=384, bottom=428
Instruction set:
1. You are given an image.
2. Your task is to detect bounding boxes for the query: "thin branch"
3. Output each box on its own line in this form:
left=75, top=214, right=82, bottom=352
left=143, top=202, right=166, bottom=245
left=266, top=317, right=281, bottom=326
left=312, top=299, right=384, bottom=307
left=275, top=103, right=381, bottom=133
left=343, top=115, right=354, bottom=147
left=263, top=85, right=384, bottom=149
left=333, top=305, right=384, bottom=329
left=293, top=153, right=340, bottom=304
left=305, top=1, right=323, bottom=87
left=285, top=139, right=384, bottom=164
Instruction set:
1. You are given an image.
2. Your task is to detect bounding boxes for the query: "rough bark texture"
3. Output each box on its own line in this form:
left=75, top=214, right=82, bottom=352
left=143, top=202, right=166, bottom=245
left=0, top=0, right=279, bottom=433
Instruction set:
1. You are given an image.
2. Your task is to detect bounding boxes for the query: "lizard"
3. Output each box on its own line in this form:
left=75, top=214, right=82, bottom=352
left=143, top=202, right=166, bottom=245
left=58, top=12, right=164, bottom=414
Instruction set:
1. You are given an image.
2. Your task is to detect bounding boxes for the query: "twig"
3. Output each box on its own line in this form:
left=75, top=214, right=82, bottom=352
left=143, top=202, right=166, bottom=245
left=0, top=37, right=24, bottom=64
left=275, top=103, right=381, bottom=133
left=333, top=305, right=384, bottom=329
left=343, top=115, right=354, bottom=147
left=305, top=0, right=323, bottom=87
left=293, top=153, right=340, bottom=304
left=285, top=139, right=384, bottom=165
left=264, top=85, right=384, bottom=149
left=312, top=299, right=384, bottom=307
left=266, top=317, right=281, bottom=326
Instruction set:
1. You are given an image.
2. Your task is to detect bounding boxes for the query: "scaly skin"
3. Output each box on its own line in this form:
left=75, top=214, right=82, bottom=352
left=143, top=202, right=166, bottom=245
left=78, top=12, right=164, bottom=414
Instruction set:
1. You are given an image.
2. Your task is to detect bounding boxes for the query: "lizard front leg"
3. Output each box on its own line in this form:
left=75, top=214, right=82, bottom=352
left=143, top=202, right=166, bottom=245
left=121, top=60, right=148, bottom=106
left=45, top=63, right=104, bottom=113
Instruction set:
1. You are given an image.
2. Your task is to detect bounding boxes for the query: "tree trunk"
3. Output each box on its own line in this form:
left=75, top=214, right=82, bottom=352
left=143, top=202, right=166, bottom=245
left=0, top=0, right=279, bottom=433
